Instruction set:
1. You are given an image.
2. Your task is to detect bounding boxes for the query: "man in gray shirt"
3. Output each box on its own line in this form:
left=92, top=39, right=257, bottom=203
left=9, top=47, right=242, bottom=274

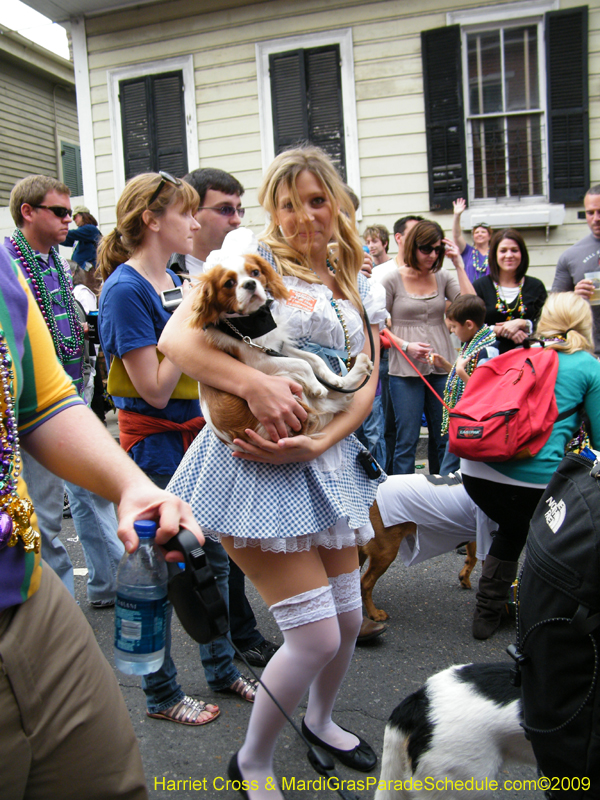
left=552, top=185, right=600, bottom=354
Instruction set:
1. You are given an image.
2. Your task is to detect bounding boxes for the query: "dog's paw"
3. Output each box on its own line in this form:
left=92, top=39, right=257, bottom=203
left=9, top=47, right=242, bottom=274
left=355, top=352, right=373, bottom=375
left=368, top=608, right=389, bottom=622
left=458, top=571, right=472, bottom=590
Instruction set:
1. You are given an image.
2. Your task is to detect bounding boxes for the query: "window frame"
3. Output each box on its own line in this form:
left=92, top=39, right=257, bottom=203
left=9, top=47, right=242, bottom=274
left=450, top=1, right=558, bottom=207
left=60, top=140, right=84, bottom=197
left=107, top=56, right=198, bottom=198
left=256, top=29, right=361, bottom=215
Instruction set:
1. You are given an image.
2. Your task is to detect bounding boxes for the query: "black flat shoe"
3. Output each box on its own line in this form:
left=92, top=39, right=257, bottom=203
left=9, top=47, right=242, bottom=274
left=301, top=719, right=377, bottom=772
left=228, top=753, right=249, bottom=799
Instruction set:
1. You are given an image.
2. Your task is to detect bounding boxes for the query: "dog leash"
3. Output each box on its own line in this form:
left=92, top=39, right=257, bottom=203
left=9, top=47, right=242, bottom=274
left=220, top=305, right=376, bottom=396
left=380, top=329, right=451, bottom=411
left=164, top=532, right=362, bottom=800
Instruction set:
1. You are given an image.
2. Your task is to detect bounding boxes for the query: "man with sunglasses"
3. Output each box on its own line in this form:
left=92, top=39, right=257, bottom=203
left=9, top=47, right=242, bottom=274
left=3, top=175, right=125, bottom=608
left=168, top=167, right=246, bottom=276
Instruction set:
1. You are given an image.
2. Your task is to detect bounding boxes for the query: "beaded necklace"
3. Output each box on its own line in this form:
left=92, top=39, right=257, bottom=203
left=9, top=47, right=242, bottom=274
left=305, top=256, right=352, bottom=369
left=472, top=248, right=489, bottom=275
left=0, top=326, right=39, bottom=553
left=494, top=280, right=526, bottom=320
left=10, top=229, right=84, bottom=366
left=441, top=324, right=497, bottom=434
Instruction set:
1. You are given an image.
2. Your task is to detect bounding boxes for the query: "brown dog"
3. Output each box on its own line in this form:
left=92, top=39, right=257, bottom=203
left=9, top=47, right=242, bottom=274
left=359, top=500, right=478, bottom=621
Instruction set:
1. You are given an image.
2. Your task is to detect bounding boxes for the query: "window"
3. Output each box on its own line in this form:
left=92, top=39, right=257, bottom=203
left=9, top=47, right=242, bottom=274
left=61, top=142, right=83, bottom=196
left=256, top=30, right=361, bottom=208
left=107, top=56, right=198, bottom=197
left=120, top=71, right=187, bottom=181
left=467, top=24, right=543, bottom=199
left=269, top=45, right=346, bottom=181
left=421, top=4, right=588, bottom=211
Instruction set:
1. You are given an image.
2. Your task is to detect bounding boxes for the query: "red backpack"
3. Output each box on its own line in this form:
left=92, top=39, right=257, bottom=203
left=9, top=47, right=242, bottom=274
left=448, top=345, right=569, bottom=462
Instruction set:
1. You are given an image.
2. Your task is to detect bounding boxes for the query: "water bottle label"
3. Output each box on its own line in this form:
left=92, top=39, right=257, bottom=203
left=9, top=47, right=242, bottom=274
left=114, top=595, right=167, bottom=655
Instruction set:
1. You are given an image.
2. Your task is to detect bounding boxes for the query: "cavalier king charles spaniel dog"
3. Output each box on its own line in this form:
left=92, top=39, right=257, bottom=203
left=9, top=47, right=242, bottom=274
left=186, top=229, right=373, bottom=447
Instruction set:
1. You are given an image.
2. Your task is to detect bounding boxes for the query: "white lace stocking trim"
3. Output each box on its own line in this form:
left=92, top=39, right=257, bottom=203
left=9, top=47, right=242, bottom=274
left=269, top=585, right=336, bottom=631
left=328, top=569, right=361, bottom=614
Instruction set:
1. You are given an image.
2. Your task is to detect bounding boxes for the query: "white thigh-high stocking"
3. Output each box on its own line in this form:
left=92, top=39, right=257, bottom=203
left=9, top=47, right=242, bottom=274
left=236, top=586, right=340, bottom=800
left=304, top=569, right=362, bottom=751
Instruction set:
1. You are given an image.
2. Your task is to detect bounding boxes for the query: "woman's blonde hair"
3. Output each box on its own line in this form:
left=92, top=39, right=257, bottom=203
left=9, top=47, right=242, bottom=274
left=536, top=292, right=594, bottom=354
left=97, top=173, right=198, bottom=280
left=258, top=146, right=363, bottom=310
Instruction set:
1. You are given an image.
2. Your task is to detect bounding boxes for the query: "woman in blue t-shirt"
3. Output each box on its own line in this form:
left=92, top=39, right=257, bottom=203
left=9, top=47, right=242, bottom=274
left=98, top=172, right=220, bottom=727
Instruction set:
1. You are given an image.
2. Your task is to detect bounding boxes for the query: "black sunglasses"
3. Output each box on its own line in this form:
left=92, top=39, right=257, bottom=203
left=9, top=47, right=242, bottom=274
left=418, top=244, right=445, bottom=256
left=148, top=171, right=182, bottom=207
left=31, top=204, right=72, bottom=219
left=201, top=205, right=245, bottom=218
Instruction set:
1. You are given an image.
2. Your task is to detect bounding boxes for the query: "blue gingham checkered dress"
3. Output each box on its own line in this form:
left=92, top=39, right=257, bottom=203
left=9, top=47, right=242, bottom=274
left=167, top=274, right=387, bottom=552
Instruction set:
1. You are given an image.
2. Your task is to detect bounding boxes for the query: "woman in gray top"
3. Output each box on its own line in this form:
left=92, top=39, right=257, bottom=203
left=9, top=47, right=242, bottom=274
left=381, top=220, right=474, bottom=474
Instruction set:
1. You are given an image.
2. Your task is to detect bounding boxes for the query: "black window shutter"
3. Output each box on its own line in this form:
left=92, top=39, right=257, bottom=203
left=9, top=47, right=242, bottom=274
left=120, top=72, right=187, bottom=181
left=421, top=25, right=467, bottom=210
left=546, top=7, right=589, bottom=203
left=61, top=142, right=83, bottom=195
left=270, top=50, right=309, bottom=154
left=270, top=45, right=346, bottom=181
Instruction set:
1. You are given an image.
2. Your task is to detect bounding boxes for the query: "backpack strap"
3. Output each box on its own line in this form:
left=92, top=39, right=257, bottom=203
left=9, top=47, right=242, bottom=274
left=571, top=603, right=600, bottom=635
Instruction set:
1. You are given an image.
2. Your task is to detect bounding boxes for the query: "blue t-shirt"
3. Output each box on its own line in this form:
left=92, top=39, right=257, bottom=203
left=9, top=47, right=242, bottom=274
left=99, top=264, right=200, bottom=476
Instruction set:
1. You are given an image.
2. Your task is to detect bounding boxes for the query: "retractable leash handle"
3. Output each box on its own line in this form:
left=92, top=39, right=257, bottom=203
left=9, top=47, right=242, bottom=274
left=163, top=529, right=361, bottom=800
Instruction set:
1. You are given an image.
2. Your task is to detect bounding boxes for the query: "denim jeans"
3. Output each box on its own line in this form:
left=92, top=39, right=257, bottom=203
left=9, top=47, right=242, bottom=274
left=379, top=350, right=396, bottom=474
left=355, top=394, right=386, bottom=468
left=440, top=441, right=461, bottom=476
left=229, top=557, right=264, bottom=652
left=21, top=453, right=123, bottom=601
left=65, top=483, right=124, bottom=602
left=21, top=451, right=74, bottom=596
left=389, top=373, right=448, bottom=475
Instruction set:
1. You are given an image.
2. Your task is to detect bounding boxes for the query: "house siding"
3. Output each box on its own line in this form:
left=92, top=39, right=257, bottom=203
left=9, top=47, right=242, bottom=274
left=83, top=0, right=599, bottom=285
left=0, top=58, right=78, bottom=206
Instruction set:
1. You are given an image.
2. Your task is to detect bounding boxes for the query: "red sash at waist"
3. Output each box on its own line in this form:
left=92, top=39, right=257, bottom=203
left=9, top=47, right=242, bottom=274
left=117, top=408, right=205, bottom=454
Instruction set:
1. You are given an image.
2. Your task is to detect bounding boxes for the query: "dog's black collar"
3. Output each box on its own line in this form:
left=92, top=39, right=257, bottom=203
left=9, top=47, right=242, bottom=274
left=213, top=301, right=278, bottom=341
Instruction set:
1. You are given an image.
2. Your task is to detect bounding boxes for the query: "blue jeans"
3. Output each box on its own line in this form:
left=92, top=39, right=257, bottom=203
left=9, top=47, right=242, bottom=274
left=65, top=482, right=124, bottom=602
left=21, top=452, right=123, bottom=602
left=389, top=374, right=448, bottom=475
left=142, top=475, right=246, bottom=711
left=21, top=451, right=74, bottom=596
left=440, top=441, right=460, bottom=475
left=379, top=350, right=396, bottom=474
left=355, top=394, right=386, bottom=468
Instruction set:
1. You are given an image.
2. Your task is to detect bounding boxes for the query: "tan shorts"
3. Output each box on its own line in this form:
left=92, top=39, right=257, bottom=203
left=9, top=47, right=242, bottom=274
left=0, top=563, right=148, bottom=800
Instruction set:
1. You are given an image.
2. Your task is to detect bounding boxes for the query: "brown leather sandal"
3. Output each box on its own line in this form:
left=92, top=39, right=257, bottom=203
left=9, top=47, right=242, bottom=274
left=219, top=675, right=259, bottom=703
left=147, top=695, right=220, bottom=725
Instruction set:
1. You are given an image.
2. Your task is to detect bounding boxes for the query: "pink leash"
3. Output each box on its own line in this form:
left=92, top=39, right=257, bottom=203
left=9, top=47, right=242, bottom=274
left=380, top=329, right=452, bottom=411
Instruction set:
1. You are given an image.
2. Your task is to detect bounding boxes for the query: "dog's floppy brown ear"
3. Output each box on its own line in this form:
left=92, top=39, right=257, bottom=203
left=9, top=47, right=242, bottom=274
left=246, top=253, right=289, bottom=301
left=188, top=275, right=220, bottom=329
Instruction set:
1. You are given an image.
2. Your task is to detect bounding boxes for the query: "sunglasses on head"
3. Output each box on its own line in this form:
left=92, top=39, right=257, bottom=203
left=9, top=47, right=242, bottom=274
left=31, top=205, right=72, bottom=219
left=201, top=205, right=245, bottom=218
left=148, top=171, right=182, bottom=207
left=418, top=244, right=445, bottom=256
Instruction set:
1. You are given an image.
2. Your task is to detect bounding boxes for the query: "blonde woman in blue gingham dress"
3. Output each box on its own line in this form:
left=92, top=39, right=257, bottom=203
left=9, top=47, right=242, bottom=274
left=160, top=147, right=386, bottom=800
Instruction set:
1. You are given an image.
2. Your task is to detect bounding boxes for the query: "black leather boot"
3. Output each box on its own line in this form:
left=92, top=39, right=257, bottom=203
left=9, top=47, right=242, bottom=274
left=472, top=555, right=518, bottom=640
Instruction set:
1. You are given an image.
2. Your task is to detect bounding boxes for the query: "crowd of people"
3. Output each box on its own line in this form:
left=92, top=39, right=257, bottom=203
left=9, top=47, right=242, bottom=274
left=1, top=150, right=599, bottom=798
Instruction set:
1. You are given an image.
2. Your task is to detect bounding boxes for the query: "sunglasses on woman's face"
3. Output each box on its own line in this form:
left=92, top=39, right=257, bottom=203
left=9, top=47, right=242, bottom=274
left=148, top=171, right=182, bottom=207
left=418, top=244, right=445, bottom=256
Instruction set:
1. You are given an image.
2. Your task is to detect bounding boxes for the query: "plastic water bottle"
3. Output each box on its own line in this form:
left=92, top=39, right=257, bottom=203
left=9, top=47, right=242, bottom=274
left=114, top=519, right=168, bottom=675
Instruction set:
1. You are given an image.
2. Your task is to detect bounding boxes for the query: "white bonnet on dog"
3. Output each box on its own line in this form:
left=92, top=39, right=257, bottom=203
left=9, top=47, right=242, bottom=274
left=204, top=228, right=259, bottom=272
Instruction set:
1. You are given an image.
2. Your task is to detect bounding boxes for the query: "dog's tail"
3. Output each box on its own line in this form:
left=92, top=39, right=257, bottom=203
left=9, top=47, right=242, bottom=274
left=375, top=688, right=428, bottom=800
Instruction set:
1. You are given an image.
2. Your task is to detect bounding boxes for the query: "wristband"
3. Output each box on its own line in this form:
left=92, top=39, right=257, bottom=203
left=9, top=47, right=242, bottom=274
left=401, top=340, right=409, bottom=353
